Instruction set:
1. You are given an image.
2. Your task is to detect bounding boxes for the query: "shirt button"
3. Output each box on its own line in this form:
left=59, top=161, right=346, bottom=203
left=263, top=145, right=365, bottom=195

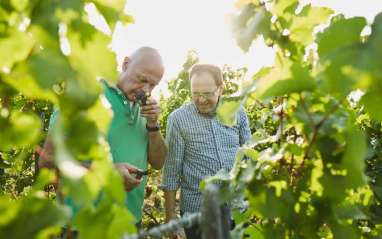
left=124, top=101, right=127, bottom=104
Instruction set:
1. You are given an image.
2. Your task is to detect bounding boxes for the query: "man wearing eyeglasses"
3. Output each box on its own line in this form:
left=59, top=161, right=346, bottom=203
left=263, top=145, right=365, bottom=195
left=159, top=64, right=251, bottom=239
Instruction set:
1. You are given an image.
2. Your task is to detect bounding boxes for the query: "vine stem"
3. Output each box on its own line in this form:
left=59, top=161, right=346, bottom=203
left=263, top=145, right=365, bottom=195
left=303, top=101, right=342, bottom=160
left=277, top=96, right=284, bottom=144
left=288, top=128, right=298, bottom=185
left=143, top=209, right=159, bottom=224
left=299, top=94, right=315, bottom=127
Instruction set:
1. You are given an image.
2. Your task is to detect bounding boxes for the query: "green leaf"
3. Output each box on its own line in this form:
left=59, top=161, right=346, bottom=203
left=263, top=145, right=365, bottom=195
left=314, top=136, right=343, bottom=164
left=2, top=63, right=58, bottom=104
left=0, top=195, right=70, bottom=239
left=88, top=95, right=113, bottom=133
left=262, top=219, right=286, bottom=239
left=317, top=16, right=368, bottom=96
left=11, top=0, right=29, bottom=12
left=370, top=204, right=382, bottom=224
left=361, top=90, right=382, bottom=121
left=0, top=162, right=11, bottom=169
left=334, top=204, right=367, bottom=220
left=230, top=222, right=247, bottom=239
left=0, top=111, right=42, bottom=150
left=288, top=4, right=333, bottom=46
left=330, top=219, right=361, bottom=239
left=311, top=159, right=324, bottom=196
left=66, top=112, right=99, bottom=158
left=270, top=0, right=298, bottom=17
left=319, top=118, right=367, bottom=201
left=245, top=225, right=265, bottom=239
left=31, top=169, right=57, bottom=193
left=234, top=6, right=271, bottom=52
left=341, top=124, right=367, bottom=188
left=67, top=21, right=118, bottom=83
left=92, top=0, right=133, bottom=32
left=0, top=30, right=34, bottom=70
left=217, top=78, right=258, bottom=126
left=64, top=21, right=117, bottom=109
left=317, top=16, right=367, bottom=59
left=247, top=186, right=290, bottom=219
left=73, top=201, right=135, bottom=239
left=258, top=57, right=315, bottom=99
left=217, top=96, right=246, bottom=126
left=201, top=169, right=231, bottom=191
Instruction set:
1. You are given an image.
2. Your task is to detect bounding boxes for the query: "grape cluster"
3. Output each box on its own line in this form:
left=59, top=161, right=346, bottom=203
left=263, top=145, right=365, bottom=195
left=134, top=92, right=150, bottom=106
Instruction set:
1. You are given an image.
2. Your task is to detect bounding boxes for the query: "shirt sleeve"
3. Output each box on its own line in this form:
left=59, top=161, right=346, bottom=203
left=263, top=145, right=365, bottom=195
left=158, top=113, right=185, bottom=191
left=238, top=107, right=252, bottom=161
left=48, top=107, right=59, bottom=130
left=238, top=107, right=251, bottom=146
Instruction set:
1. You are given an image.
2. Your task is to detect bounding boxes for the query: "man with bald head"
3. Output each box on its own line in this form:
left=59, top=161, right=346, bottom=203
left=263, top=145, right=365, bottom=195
left=39, top=46, right=167, bottom=236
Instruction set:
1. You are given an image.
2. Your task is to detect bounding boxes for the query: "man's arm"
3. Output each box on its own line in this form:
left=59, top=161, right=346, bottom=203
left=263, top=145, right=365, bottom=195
left=39, top=133, right=92, bottom=170
left=164, top=190, right=178, bottom=223
left=39, top=137, right=55, bottom=170
left=140, top=98, right=167, bottom=170
left=147, top=129, right=167, bottom=170
left=158, top=113, right=184, bottom=223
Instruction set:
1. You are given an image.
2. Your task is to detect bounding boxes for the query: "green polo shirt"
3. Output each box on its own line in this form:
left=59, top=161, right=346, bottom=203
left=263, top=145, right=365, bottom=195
left=104, top=81, right=148, bottom=224
left=49, top=80, right=148, bottom=224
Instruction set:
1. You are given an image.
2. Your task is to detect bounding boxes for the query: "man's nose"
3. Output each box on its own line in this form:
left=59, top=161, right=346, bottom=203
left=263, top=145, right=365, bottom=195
left=141, top=83, right=150, bottom=93
left=198, top=96, right=207, bottom=103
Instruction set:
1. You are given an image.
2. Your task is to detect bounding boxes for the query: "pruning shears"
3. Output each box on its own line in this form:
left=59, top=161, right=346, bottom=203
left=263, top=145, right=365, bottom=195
left=128, top=169, right=151, bottom=179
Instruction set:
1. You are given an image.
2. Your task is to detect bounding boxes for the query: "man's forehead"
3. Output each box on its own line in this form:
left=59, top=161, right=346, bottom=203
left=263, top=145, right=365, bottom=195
left=191, top=82, right=218, bottom=92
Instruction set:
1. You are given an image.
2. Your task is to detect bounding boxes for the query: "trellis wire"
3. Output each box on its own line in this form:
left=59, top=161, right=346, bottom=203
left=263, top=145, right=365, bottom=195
left=122, top=212, right=201, bottom=239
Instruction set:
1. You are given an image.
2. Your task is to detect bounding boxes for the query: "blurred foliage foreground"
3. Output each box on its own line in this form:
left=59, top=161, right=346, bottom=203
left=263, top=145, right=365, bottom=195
left=1, top=0, right=382, bottom=238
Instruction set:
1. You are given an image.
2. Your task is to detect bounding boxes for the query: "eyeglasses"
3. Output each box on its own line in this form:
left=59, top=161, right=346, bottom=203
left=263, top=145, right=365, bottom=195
left=191, top=86, right=220, bottom=99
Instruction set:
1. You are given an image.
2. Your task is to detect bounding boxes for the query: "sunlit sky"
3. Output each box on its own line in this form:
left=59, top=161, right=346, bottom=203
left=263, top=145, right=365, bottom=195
left=88, top=0, right=382, bottom=98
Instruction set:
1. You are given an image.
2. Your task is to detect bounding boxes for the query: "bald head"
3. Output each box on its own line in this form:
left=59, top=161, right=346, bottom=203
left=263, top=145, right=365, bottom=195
left=118, top=46, right=165, bottom=102
left=129, top=46, right=164, bottom=67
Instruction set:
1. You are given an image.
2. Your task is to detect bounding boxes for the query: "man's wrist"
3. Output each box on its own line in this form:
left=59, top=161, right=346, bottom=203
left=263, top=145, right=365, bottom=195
left=146, top=121, right=160, bottom=132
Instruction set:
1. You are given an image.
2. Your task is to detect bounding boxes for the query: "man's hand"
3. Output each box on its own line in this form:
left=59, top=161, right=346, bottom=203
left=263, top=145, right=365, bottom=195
left=114, top=163, right=142, bottom=191
left=139, top=98, right=160, bottom=127
left=165, top=211, right=179, bottom=239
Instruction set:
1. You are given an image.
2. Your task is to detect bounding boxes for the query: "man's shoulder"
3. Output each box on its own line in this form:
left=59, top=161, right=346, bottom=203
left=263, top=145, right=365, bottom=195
left=238, top=106, right=246, bottom=115
left=169, top=102, right=194, bottom=119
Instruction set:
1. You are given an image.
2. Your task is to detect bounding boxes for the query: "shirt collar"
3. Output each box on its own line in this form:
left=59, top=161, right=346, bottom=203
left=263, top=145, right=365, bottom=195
left=191, top=100, right=219, bottom=118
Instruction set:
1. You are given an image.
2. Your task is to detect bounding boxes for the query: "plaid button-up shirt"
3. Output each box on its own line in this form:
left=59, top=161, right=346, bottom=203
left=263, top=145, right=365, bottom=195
left=159, top=102, right=251, bottom=214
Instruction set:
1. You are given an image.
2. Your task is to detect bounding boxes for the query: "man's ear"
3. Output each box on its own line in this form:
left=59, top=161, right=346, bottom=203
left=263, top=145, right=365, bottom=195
left=218, top=85, right=224, bottom=96
left=122, top=57, right=131, bottom=71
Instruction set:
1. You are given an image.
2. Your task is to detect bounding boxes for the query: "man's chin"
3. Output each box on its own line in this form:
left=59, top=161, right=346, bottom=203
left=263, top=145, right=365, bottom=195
left=197, top=108, right=211, bottom=113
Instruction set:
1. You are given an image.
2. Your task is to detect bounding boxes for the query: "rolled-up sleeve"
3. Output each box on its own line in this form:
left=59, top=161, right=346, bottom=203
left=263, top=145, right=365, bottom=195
left=158, top=114, right=185, bottom=191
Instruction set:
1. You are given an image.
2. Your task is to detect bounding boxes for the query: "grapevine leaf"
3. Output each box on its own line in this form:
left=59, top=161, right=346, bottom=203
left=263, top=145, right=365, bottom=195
left=217, top=78, right=257, bottom=126
left=258, top=57, right=315, bottom=99
left=91, top=0, right=133, bottom=32
left=270, top=0, right=298, bottom=17
left=0, top=30, right=34, bottom=70
left=0, top=195, right=70, bottom=238
left=288, top=4, right=333, bottom=46
left=217, top=96, right=246, bottom=126
left=317, top=16, right=366, bottom=59
left=244, top=226, right=265, bottom=239
left=73, top=201, right=136, bottom=239
left=0, top=111, right=42, bottom=150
